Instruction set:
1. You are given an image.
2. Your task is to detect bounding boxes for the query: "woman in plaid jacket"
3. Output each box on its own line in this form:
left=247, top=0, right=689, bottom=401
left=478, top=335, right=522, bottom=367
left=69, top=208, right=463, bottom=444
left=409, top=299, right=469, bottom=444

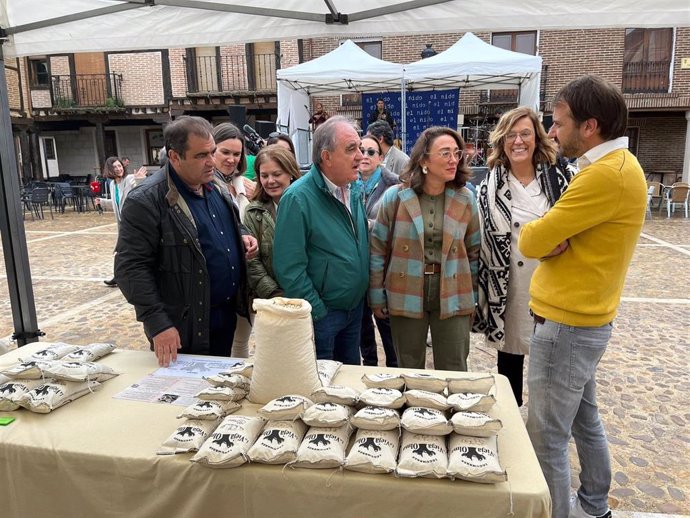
left=369, top=127, right=480, bottom=371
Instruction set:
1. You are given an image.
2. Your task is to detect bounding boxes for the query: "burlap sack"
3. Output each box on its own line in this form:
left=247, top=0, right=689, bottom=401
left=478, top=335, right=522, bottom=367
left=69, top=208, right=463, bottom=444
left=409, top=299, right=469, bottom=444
left=20, top=343, right=79, bottom=362
left=1, top=360, right=53, bottom=379
left=249, top=298, right=321, bottom=403
left=447, top=434, right=507, bottom=483
left=317, top=360, right=342, bottom=386
left=447, top=374, right=495, bottom=395
left=450, top=412, right=503, bottom=437
left=301, top=402, right=352, bottom=427
left=345, top=429, right=400, bottom=474
left=402, top=373, right=447, bottom=393
left=191, top=415, right=265, bottom=468
left=396, top=431, right=448, bottom=479
left=310, top=385, right=359, bottom=406
left=203, top=373, right=251, bottom=390
left=351, top=406, right=401, bottom=431
left=177, top=400, right=241, bottom=420
left=43, top=361, right=119, bottom=382
left=18, top=379, right=100, bottom=413
left=361, top=373, right=405, bottom=390
left=222, top=361, right=254, bottom=378
left=446, top=392, right=496, bottom=412
left=401, top=407, right=452, bottom=436
left=404, top=390, right=450, bottom=411
left=194, top=386, right=247, bottom=402
left=158, top=418, right=220, bottom=455
left=247, top=419, right=308, bottom=465
left=358, top=388, right=405, bottom=409
left=63, top=343, right=116, bottom=363
left=290, top=424, right=353, bottom=469
left=0, top=379, right=45, bottom=411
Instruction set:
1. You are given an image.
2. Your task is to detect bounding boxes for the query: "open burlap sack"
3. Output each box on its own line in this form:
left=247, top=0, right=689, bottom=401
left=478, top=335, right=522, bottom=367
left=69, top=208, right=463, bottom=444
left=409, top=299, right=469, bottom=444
left=248, top=298, right=321, bottom=404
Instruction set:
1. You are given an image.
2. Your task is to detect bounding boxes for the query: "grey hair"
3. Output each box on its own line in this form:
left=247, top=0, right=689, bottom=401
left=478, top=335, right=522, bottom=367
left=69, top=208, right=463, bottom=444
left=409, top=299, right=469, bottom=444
left=312, top=115, right=359, bottom=166
left=164, top=116, right=213, bottom=158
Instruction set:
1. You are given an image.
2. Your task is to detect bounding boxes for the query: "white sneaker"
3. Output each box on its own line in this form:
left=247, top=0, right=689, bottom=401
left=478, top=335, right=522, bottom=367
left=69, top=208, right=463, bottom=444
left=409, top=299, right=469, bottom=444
left=569, top=494, right=611, bottom=518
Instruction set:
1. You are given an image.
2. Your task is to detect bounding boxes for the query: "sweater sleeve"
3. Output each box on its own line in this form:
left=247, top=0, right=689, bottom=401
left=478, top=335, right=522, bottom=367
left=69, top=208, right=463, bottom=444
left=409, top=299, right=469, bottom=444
left=368, top=187, right=397, bottom=309
left=518, top=165, right=620, bottom=259
left=273, top=192, right=327, bottom=320
left=464, top=189, right=481, bottom=299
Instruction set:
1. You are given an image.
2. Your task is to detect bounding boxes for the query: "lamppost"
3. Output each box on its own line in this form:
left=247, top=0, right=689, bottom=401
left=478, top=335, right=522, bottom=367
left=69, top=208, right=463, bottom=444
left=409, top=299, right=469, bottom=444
left=421, top=43, right=437, bottom=59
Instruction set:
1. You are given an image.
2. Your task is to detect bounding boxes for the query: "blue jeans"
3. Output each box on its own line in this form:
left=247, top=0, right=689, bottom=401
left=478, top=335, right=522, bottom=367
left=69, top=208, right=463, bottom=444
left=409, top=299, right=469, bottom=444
left=527, top=319, right=612, bottom=518
left=312, top=300, right=364, bottom=365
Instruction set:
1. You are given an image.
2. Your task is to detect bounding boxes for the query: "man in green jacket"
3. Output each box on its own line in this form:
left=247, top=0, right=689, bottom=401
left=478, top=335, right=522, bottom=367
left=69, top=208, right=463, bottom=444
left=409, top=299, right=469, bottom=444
left=274, top=117, right=369, bottom=364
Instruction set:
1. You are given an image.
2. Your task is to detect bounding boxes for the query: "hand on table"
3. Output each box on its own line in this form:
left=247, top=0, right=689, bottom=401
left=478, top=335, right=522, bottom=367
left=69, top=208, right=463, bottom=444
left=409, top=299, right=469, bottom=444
left=152, top=327, right=181, bottom=367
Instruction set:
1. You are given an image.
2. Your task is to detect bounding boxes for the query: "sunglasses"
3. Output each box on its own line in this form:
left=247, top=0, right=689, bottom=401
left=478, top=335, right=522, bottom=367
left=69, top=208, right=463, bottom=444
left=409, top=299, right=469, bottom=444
left=359, top=147, right=379, bottom=157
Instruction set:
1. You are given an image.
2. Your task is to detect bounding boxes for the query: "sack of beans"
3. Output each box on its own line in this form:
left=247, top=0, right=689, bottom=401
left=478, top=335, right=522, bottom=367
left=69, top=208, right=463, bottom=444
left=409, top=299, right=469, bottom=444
left=194, top=386, right=247, bottom=402
left=345, top=429, right=400, bottom=474
left=447, top=434, right=507, bottom=483
left=1, top=360, right=53, bottom=379
left=63, top=343, right=116, bottom=363
left=203, top=373, right=251, bottom=390
left=158, top=418, right=220, bottom=455
left=402, top=373, right=447, bottom=393
left=310, top=385, right=359, bottom=406
left=290, top=424, right=353, bottom=469
left=0, top=379, right=46, bottom=411
left=191, top=415, right=265, bottom=468
left=450, top=412, right=503, bottom=437
left=358, top=387, right=405, bottom=409
left=249, top=298, right=322, bottom=404
left=177, top=400, right=241, bottom=420
left=396, top=431, right=448, bottom=479
left=43, top=361, right=119, bottom=382
left=20, top=343, right=79, bottom=362
left=361, top=373, right=405, bottom=390
left=401, top=407, right=452, bottom=436
left=351, top=406, right=401, bottom=431
left=222, top=361, right=254, bottom=378
left=404, top=389, right=450, bottom=411
left=316, top=360, right=342, bottom=386
left=247, top=419, right=308, bottom=465
left=446, top=392, right=496, bottom=412
left=257, top=395, right=313, bottom=421
left=18, top=379, right=100, bottom=413
left=301, top=402, right=352, bottom=427
left=447, top=374, right=495, bottom=395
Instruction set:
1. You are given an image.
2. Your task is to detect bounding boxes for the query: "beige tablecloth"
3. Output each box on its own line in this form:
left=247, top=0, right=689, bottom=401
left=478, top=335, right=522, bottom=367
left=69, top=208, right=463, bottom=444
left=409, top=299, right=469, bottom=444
left=0, top=343, right=550, bottom=518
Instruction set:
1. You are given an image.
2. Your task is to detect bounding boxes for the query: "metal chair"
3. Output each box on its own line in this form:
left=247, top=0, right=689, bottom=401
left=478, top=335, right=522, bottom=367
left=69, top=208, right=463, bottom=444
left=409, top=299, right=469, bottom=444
left=665, top=182, right=689, bottom=218
left=29, top=187, right=53, bottom=220
left=645, top=181, right=664, bottom=211
left=53, top=182, right=76, bottom=213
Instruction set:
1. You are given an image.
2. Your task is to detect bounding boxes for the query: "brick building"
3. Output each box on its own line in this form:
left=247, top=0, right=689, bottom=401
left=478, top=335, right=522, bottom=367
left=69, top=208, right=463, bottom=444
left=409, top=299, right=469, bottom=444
left=5, top=27, right=690, bottom=183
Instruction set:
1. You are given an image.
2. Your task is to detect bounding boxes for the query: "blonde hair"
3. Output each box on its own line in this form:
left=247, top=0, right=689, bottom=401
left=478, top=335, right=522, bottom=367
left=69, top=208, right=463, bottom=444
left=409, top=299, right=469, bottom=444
left=487, top=107, right=556, bottom=170
left=252, top=145, right=302, bottom=202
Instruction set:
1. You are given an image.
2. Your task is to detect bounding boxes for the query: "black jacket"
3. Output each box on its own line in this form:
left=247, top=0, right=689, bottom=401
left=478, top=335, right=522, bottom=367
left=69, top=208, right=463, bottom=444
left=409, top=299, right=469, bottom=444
left=114, top=165, right=249, bottom=355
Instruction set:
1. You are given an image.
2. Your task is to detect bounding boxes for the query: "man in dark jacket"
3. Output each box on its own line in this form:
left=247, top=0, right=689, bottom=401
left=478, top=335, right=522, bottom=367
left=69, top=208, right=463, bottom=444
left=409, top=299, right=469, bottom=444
left=115, top=116, right=258, bottom=367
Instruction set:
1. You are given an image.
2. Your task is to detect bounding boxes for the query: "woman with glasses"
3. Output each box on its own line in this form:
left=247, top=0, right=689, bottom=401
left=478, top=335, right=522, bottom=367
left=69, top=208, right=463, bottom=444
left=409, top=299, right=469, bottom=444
left=212, top=122, right=256, bottom=358
left=473, top=106, right=572, bottom=406
left=244, top=145, right=302, bottom=299
left=357, top=135, right=400, bottom=367
left=369, top=127, right=480, bottom=371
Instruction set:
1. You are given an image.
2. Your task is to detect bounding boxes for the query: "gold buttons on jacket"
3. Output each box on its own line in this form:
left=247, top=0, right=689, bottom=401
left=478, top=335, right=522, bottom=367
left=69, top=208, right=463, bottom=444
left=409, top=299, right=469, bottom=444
left=452, top=246, right=458, bottom=253
left=399, top=272, right=405, bottom=278
left=402, top=244, right=409, bottom=252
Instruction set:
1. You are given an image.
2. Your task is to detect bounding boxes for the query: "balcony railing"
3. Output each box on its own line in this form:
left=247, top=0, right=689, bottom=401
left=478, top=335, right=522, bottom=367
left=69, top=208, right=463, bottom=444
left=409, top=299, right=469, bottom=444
left=185, top=53, right=279, bottom=94
left=622, top=60, right=671, bottom=93
left=51, top=74, right=124, bottom=109
left=479, top=64, right=549, bottom=108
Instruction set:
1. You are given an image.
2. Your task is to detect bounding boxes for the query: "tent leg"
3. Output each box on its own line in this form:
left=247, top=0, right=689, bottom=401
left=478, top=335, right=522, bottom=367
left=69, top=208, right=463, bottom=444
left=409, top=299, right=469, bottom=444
left=401, top=77, right=407, bottom=152
left=0, top=44, right=42, bottom=347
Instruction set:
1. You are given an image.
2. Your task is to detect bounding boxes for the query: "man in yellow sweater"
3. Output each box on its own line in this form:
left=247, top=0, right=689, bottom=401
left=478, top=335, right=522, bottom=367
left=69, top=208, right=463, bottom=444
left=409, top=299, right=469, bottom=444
left=519, top=76, right=647, bottom=518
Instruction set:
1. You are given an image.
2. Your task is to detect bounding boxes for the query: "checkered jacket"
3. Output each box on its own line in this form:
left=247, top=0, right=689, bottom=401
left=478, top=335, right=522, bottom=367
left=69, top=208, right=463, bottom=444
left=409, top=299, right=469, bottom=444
left=369, top=184, right=480, bottom=320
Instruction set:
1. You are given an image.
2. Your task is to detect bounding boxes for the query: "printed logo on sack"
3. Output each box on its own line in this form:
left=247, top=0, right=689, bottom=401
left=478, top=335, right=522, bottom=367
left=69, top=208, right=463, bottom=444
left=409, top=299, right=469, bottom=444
left=357, top=436, right=395, bottom=459
left=309, top=434, right=331, bottom=447
left=196, top=401, right=215, bottom=409
left=373, top=388, right=394, bottom=395
left=365, top=407, right=389, bottom=416
left=414, top=408, right=439, bottom=420
left=455, top=446, right=493, bottom=467
left=408, top=443, right=442, bottom=463
left=264, top=429, right=286, bottom=445
left=33, top=384, right=64, bottom=399
left=275, top=396, right=301, bottom=407
left=175, top=426, right=205, bottom=442
left=317, top=402, right=337, bottom=410
left=211, top=433, right=234, bottom=449
left=70, top=350, right=89, bottom=358
left=34, top=350, right=58, bottom=359
left=0, top=383, right=19, bottom=395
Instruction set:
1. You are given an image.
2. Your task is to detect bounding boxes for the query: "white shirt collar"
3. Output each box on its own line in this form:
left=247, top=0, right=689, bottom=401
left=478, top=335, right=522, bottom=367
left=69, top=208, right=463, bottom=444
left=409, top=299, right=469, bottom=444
left=576, top=137, right=629, bottom=170
left=321, top=171, right=349, bottom=195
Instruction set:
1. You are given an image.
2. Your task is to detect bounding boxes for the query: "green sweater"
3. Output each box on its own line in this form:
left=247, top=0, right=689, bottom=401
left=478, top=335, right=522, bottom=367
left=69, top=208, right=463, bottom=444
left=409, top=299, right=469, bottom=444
left=273, top=165, right=369, bottom=320
left=519, top=148, right=647, bottom=326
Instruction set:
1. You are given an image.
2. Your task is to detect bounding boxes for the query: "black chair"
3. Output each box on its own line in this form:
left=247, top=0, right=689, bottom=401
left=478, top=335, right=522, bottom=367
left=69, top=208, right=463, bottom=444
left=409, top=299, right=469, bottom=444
left=29, top=187, right=53, bottom=220
left=54, top=182, right=76, bottom=213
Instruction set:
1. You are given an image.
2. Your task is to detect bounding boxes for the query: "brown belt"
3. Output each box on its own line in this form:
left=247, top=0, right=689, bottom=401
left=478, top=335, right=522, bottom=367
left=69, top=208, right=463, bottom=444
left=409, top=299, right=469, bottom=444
left=424, top=263, right=441, bottom=275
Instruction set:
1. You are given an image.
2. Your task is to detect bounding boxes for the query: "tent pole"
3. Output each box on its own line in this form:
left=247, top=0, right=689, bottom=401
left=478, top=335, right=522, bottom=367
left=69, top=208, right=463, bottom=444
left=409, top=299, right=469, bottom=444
left=0, top=43, right=41, bottom=347
left=401, top=76, right=407, bottom=152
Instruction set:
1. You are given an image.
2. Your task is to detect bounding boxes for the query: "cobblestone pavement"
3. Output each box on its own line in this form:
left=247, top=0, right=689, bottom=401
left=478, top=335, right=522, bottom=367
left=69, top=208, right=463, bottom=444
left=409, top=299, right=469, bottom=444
left=1, top=209, right=688, bottom=515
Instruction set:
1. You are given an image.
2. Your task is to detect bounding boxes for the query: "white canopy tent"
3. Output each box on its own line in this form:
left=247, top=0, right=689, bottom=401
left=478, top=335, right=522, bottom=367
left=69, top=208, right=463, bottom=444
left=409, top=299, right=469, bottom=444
left=277, top=40, right=404, bottom=161
left=1, top=0, right=689, bottom=346
left=405, top=32, right=542, bottom=111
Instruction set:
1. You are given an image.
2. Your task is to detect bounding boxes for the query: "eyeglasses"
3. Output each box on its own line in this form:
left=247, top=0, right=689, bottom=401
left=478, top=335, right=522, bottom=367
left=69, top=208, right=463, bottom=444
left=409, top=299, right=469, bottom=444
left=506, top=130, right=534, bottom=143
left=359, top=147, right=379, bottom=157
left=428, top=149, right=463, bottom=161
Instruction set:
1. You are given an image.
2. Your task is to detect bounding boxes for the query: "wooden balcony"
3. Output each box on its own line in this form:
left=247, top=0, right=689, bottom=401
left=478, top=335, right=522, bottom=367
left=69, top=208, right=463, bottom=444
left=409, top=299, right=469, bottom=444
left=50, top=73, right=124, bottom=110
